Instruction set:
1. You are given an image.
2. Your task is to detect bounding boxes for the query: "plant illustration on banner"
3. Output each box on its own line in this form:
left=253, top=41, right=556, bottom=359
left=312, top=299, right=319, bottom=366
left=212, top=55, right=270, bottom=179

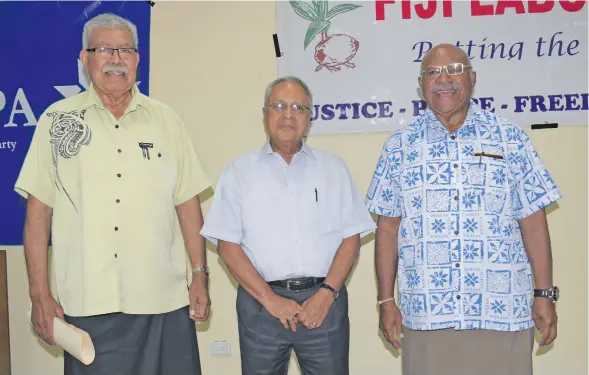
left=289, top=0, right=361, bottom=72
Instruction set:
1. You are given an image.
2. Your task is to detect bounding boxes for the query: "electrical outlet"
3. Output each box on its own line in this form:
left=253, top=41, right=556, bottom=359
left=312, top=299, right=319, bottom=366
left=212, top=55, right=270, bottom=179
left=211, top=340, right=231, bottom=355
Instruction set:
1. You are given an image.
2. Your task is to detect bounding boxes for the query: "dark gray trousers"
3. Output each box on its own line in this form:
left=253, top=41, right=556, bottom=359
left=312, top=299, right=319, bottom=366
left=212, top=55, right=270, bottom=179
left=63, top=305, right=201, bottom=375
left=236, top=284, right=350, bottom=375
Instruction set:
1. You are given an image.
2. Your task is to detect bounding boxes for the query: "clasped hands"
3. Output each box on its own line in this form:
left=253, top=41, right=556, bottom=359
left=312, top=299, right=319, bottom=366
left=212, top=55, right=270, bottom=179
left=265, top=288, right=334, bottom=332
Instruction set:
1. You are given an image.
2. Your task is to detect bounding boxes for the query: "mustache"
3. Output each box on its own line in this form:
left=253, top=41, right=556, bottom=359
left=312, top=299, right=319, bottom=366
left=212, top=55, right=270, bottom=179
left=103, top=65, right=128, bottom=74
left=431, top=82, right=461, bottom=92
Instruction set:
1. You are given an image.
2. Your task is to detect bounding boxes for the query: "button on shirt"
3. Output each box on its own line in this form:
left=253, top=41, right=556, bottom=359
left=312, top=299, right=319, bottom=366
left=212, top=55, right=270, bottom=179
left=365, top=101, right=561, bottom=332
left=14, top=84, right=212, bottom=316
left=201, top=142, right=376, bottom=282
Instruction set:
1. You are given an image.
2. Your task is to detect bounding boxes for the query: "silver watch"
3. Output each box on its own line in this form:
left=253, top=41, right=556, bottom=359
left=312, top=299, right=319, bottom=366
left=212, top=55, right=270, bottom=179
left=192, top=265, right=210, bottom=276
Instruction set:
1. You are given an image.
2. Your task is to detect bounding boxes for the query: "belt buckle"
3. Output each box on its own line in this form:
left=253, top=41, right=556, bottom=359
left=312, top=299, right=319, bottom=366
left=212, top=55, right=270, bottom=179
left=286, top=280, right=293, bottom=290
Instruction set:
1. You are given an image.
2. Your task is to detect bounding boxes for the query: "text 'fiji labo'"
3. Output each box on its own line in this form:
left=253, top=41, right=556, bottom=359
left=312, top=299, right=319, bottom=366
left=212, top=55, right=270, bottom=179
left=375, top=0, right=586, bottom=21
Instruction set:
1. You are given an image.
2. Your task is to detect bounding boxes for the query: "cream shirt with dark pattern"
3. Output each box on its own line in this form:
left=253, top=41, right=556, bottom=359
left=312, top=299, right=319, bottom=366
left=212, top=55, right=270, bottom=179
left=15, top=84, right=212, bottom=317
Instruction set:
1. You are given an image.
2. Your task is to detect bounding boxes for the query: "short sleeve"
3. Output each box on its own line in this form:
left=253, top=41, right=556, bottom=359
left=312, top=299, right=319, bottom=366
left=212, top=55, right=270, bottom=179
left=338, top=159, right=377, bottom=239
left=14, top=110, right=57, bottom=207
left=508, top=125, right=562, bottom=220
left=364, top=133, right=403, bottom=218
left=200, top=162, right=243, bottom=245
left=173, top=115, right=213, bottom=206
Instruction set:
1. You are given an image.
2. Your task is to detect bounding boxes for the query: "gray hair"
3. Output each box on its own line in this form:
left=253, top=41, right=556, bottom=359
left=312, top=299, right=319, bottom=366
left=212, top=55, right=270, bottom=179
left=263, top=76, right=313, bottom=109
left=82, top=13, right=138, bottom=50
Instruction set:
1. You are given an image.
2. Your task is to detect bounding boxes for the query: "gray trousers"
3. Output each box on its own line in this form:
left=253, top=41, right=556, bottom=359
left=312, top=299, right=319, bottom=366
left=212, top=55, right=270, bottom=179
left=236, top=284, right=350, bottom=375
left=63, top=305, right=201, bottom=375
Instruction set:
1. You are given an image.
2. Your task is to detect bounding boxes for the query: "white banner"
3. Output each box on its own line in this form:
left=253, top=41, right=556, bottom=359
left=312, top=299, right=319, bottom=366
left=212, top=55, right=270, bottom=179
left=275, top=0, right=588, bottom=135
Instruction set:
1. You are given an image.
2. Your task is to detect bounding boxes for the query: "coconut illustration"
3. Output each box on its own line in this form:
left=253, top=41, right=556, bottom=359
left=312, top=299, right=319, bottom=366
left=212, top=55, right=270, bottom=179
left=289, top=0, right=361, bottom=72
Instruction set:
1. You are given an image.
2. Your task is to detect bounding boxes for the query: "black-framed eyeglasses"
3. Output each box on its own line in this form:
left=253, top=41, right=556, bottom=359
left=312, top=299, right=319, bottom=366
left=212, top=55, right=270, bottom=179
left=421, top=63, right=472, bottom=78
left=86, top=47, right=138, bottom=58
left=265, top=102, right=310, bottom=114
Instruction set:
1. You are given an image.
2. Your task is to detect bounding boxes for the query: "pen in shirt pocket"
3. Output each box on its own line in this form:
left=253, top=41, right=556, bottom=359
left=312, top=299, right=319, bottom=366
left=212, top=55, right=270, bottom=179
left=474, top=151, right=504, bottom=164
left=138, top=142, right=154, bottom=160
left=314, top=188, right=318, bottom=202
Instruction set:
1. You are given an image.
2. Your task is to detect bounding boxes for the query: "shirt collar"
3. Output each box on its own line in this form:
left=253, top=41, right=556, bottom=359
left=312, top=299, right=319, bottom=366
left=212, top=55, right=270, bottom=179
left=82, top=83, right=148, bottom=116
left=420, top=99, right=490, bottom=133
left=259, top=139, right=316, bottom=160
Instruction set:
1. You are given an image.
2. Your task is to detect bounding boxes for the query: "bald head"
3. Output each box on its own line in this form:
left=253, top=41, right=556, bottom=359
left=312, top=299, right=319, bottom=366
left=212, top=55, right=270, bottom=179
left=420, top=43, right=471, bottom=73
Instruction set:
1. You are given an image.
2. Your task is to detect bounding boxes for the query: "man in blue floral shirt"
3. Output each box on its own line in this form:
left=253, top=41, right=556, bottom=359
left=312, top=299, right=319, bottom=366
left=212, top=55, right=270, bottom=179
left=365, top=43, right=561, bottom=375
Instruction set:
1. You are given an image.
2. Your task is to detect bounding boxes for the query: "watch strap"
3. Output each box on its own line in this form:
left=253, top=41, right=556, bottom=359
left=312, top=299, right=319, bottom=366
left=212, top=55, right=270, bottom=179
left=192, top=265, right=210, bottom=276
left=320, top=283, right=339, bottom=299
left=533, top=286, right=558, bottom=302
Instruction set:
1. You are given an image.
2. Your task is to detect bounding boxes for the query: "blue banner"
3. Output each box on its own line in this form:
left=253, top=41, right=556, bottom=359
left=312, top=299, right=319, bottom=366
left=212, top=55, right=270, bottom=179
left=0, top=1, right=151, bottom=245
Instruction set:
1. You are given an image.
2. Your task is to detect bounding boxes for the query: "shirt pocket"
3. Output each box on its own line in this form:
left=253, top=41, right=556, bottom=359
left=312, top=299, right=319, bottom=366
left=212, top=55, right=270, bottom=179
left=480, top=156, right=510, bottom=216
left=135, top=138, right=177, bottom=198
left=304, top=178, right=342, bottom=237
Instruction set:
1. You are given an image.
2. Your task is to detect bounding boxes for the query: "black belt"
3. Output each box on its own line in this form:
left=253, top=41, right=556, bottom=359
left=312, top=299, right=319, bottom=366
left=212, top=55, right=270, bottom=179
left=268, top=277, right=325, bottom=291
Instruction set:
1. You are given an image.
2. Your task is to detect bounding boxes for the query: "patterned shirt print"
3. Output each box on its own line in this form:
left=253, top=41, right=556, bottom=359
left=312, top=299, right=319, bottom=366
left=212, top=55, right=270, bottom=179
left=365, top=101, right=561, bottom=332
left=47, top=109, right=92, bottom=212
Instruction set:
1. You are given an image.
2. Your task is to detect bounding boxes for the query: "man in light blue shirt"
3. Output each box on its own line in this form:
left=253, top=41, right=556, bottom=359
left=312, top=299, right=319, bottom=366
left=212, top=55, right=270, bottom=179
left=365, top=44, right=561, bottom=375
left=201, top=76, right=375, bottom=375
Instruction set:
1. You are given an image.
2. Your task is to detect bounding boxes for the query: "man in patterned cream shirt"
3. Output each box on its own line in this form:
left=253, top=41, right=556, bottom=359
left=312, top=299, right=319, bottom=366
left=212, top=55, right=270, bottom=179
left=365, top=43, right=561, bottom=375
left=15, top=13, right=211, bottom=375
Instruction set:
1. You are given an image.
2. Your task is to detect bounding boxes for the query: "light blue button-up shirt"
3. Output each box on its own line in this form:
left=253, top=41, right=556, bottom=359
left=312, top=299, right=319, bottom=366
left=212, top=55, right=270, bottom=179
left=365, top=101, right=562, bottom=332
left=201, top=141, right=376, bottom=282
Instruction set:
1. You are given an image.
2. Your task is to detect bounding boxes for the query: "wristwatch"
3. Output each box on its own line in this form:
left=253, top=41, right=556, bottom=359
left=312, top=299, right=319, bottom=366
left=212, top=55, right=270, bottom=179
left=320, top=283, right=339, bottom=300
left=192, top=265, right=210, bottom=277
left=534, top=286, right=559, bottom=302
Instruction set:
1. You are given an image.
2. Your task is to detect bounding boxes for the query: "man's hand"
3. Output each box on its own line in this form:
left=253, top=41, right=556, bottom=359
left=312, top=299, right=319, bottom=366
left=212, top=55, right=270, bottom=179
left=297, top=288, right=334, bottom=330
left=189, top=273, right=211, bottom=322
left=379, top=300, right=403, bottom=350
left=30, top=295, right=64, bottom=345
left=532, top=298, right=557, bottom=346
left=263, top=294, right=304, bottom=332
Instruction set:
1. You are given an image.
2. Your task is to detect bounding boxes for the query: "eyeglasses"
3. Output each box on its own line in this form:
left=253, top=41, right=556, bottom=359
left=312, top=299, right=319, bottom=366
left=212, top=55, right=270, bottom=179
left=421, top=63, right=472, bottom=78
left=86, top=47, right=138, bottom=59
left=265, top=102, right=310, bottom=114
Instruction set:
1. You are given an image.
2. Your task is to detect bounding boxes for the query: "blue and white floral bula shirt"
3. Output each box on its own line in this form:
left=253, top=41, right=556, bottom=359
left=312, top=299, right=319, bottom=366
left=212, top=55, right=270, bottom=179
left=365, top=101, right=562, bottom=331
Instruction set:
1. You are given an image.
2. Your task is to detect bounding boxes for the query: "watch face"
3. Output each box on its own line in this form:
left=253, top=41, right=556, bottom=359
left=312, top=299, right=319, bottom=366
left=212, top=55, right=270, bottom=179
left=321, top=283, right=339, bottom=299
left=553, top=286, right=559, bottom=301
